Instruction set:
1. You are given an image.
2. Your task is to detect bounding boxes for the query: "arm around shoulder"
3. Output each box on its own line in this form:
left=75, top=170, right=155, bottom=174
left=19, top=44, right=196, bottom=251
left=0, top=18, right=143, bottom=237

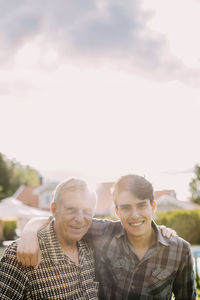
left=17, top=216, right=51, bottom=267
left=86, top=218, right=121, bottom=240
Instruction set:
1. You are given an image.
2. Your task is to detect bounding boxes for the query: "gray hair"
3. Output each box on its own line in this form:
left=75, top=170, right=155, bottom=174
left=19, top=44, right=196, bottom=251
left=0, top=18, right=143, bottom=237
left=53, top=177, right=97, bottom=208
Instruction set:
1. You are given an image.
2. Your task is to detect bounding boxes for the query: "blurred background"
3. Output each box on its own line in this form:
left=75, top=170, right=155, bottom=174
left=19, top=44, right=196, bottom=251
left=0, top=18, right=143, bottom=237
left=0, top=0, right=200, bottom=295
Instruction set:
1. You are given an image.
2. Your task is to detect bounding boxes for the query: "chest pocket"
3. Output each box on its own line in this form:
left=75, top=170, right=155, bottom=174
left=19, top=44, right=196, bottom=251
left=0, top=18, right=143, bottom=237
left=97, top=256, right=127, bottom=295
left=144, top=267, right=175, bottom=299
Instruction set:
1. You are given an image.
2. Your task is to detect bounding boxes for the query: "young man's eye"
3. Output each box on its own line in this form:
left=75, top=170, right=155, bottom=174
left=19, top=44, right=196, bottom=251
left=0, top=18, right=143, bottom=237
left=137, top=203, right=147, bottom=208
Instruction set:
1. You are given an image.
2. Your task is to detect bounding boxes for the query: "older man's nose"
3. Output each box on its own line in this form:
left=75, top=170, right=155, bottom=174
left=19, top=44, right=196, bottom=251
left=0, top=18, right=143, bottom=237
left=74, top=209, right=84, bottom=221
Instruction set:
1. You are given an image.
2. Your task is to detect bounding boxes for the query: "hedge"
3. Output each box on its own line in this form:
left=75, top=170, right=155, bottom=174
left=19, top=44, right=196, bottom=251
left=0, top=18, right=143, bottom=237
left=155, top=209, right=200, bottom=244
left=2, top=220, right=17, bottom=240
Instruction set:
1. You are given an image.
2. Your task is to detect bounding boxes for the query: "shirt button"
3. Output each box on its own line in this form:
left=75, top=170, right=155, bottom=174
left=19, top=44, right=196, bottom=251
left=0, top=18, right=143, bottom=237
left=131, top=285, right=134, bottom=290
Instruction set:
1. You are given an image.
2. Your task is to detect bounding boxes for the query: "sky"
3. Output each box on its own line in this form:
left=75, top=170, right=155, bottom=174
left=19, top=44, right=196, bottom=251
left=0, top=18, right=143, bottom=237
left=1, top=0, right=200, bottom=200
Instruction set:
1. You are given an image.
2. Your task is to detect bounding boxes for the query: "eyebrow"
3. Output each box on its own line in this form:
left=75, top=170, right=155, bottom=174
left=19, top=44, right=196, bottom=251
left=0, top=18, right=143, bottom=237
left=118, top=200, right=149, bottom=207
left=137, top=200, right=148, bottom=204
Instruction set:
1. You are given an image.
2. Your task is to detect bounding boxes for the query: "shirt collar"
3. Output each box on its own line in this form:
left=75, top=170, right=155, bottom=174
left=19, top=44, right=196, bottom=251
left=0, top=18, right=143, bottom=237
left=152, top=220, right=170, bottom=247
left=39, top=220, right=89, bottom=264
left=115, top=224, right=126, bottom=239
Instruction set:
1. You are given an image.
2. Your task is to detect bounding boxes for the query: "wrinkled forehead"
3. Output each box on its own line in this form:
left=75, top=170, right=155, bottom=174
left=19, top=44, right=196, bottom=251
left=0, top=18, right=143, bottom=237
left=60, top=189, right=96, bottom=208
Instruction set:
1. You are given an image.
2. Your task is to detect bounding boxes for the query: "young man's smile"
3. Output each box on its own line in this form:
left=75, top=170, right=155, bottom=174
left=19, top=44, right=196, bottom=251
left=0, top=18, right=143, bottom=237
left=116, top=191, right=155, bottom=240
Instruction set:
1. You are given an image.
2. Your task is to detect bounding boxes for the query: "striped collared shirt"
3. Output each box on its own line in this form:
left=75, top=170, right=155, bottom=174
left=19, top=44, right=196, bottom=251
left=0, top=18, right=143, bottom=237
left=86, top=219, right=196, bottom=300
left=0, top=221, right=98, bottom=299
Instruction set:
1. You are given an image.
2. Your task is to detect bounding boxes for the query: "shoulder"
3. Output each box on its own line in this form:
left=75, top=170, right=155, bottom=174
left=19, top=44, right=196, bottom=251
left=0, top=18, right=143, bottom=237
left=91, top=218, right=122, bottom=229
left=159, top=233, right=193, bottom=264
left=85, top=218, right=123, bottom=241
left=79, top=239, right=94, bottom=258
left=37, top=222, right=54, bottom=245
left=168, top=235, right=191, bottom=253
left=155, top=223, right=190, bottom=251
left=1, top=241, right=18, bottom=259
left=156, top=224, right=192, bottom=259
left=0, top=241, right=30, bottom=277
left=92, top=218, right=122, bottom=234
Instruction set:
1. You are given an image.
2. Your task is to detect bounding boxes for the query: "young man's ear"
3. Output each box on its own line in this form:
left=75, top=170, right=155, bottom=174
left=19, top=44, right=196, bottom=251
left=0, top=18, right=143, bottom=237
left=115, top=207, right=119, bottom=216
left=152, top=200, right=157, bottom=211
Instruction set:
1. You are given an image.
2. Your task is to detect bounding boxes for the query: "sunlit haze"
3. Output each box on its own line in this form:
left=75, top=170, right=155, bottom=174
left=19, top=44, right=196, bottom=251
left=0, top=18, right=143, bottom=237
left=1, top=0, right=200, bottom=200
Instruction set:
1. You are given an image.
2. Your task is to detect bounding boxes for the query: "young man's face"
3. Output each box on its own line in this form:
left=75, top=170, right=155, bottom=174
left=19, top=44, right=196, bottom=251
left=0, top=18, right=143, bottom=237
left=52, top=190, right=96, bottom=245
left=116, top=192, right=155, bottom=241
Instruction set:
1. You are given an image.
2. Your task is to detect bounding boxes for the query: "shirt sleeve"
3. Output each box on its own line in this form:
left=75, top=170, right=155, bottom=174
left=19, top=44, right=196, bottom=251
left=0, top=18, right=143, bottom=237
left=0, top=249, right=30, bottom=299
left=85, top=218, right=120, bottom=241
left=172, top=244, right=196, bottom=299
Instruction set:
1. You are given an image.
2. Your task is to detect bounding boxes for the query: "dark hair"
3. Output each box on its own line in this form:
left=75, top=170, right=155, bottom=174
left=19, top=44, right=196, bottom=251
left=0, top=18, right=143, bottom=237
left=112, top=174, right=154, bottom=205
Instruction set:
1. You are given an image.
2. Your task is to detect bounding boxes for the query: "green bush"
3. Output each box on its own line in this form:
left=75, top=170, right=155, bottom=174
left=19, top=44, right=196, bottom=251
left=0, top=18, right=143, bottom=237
left=3, top=220, right=17, bottom=240
left=155, top=209, right=200, bottom=244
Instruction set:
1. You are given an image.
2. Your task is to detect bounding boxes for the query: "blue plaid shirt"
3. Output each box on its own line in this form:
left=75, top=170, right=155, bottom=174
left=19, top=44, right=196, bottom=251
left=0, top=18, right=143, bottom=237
left=86, top=219, right=196, bottom=300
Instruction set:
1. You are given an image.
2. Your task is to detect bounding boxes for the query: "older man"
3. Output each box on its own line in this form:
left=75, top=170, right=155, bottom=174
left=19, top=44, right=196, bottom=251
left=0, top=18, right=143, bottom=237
left=0, top=178, right=99, bottom=299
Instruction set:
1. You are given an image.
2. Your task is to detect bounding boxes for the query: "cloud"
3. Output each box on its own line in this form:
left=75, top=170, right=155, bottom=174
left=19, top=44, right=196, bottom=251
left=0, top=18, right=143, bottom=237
left=1, top=0, right=200, bottom=85
left=0, top=79, right=37, bottom=96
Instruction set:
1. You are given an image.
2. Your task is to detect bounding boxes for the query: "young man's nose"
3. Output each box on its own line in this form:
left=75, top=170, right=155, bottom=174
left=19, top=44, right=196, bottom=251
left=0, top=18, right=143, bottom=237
left=130, top=207, right=139, bottom=217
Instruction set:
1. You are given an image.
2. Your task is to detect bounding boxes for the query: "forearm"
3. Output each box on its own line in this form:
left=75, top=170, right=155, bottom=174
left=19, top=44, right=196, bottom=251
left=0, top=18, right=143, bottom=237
left=22, top=216, right=51, bottom=234
left=17, top=217, right=51, bottom=267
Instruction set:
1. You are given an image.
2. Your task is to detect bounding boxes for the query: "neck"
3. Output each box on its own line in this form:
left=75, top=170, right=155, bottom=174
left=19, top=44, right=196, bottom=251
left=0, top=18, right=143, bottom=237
left=53, top=222, right=79, bottom=265
left=128, top=228, right=156, bottom=260
left=53, top=222, right=77, bottom=250
left=59, top=238, right=77, bottom=251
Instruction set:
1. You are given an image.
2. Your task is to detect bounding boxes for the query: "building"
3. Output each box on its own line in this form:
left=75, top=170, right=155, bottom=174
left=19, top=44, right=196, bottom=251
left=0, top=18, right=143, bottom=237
left=14, top=183, right=200, bottom=215
left=95, top=182, right=115, bottom=216
left=13, top=185, right=39, bottom=208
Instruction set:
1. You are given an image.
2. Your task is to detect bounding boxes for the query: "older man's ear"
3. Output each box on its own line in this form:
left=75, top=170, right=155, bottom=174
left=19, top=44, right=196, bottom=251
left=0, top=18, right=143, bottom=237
left=51, top=202, right=56, bottom=216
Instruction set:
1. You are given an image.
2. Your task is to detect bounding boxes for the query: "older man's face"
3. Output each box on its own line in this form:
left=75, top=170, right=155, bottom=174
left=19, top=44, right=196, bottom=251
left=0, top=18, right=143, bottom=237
left=52, top=190, right=96, bottom=245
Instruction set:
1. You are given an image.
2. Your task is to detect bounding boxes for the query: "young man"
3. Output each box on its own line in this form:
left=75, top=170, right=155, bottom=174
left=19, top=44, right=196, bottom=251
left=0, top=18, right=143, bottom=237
left=16, top=174, right=196, bottom=299
left=0, top=178, right=99, bottom=299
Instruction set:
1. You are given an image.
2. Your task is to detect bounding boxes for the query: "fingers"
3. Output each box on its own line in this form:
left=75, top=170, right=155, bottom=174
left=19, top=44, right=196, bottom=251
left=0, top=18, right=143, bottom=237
left=163, top=228, right=171, bottom=239
left=171, top=230, right=177, bottom=237
left=159, top=225, right=167, bottom=236
left=159, top=225, right=177, bottom=238
left=35, top=252, right=42, bottom=269
left=162, top=228, right=177, bottom=238
left=17, top=246, right=39, bottom=267
left=30, top=252, right=38, bottom=268
left=16, top=235, right=41, bottom=268
left=17, top=249, right=22, bottom=264
left=17, top=251, right=32, bottom=266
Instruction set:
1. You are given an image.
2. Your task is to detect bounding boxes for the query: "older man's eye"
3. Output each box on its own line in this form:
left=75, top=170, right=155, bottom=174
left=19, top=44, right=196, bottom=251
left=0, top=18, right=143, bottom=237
left=66, top=207, right=76, bottom=213
left=83, top=209, right=93, bottom=216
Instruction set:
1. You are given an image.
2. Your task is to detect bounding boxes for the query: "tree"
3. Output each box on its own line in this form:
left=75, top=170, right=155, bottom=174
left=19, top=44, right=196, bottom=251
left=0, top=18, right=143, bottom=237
left=0, top=153, right=12, bottom=199
left=0, top=153, right=40, bottom=200
left=189, top=164, right=200, bottom=205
